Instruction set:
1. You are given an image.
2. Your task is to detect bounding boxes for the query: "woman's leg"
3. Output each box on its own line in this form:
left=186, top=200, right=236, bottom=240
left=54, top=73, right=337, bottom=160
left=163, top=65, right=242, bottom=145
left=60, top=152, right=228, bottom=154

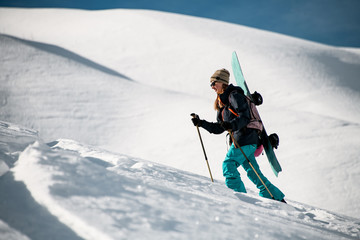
left=222, top=144, right=246, bottom=192
left=241, top=145, right=285, bottom=201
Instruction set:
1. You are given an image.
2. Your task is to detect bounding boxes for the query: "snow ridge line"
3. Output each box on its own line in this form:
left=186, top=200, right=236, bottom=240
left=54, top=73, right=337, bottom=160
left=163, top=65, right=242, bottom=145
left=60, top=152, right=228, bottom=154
left=13, top=141, right=113, bottom=240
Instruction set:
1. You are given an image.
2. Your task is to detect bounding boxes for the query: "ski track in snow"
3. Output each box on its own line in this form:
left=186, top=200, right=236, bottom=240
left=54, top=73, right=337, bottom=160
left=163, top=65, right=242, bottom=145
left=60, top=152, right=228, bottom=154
left=0, top=7, right=360, bottom=239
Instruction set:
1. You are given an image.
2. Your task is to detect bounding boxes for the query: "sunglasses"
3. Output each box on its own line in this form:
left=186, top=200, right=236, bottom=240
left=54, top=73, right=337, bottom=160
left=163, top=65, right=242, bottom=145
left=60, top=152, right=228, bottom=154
left=210, top=77, right=223, bottom=87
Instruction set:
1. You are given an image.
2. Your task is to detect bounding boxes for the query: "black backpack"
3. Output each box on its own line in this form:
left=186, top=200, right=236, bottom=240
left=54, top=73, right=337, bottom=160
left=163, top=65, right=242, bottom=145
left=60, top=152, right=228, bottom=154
left=228, top=91, right=263, bottom=134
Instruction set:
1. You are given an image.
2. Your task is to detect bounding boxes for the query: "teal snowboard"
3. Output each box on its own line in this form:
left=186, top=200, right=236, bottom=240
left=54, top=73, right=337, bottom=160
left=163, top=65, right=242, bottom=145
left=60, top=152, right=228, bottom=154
left=231, top=51, right=282, bottom=177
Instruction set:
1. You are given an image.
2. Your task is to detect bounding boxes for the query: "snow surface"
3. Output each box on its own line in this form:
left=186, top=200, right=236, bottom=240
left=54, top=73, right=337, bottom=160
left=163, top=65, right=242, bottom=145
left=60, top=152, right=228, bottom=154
left=0, top=7, right=360, bottom=239
left=1, top=122, right=360, bottom=240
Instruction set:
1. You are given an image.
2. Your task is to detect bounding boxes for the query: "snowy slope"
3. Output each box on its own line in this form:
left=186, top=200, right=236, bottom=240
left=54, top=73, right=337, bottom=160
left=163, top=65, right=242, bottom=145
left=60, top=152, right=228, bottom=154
left=1, top=121, right=359, bottom=240
left=1, top=7, right=360, bottom=224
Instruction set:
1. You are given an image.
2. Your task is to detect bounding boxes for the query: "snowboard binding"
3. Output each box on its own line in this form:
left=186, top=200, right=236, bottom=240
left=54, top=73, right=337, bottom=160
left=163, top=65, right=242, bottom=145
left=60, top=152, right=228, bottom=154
left=269, top=133, right=279, bottom=149
left=251, top=91, right=263, bottom=106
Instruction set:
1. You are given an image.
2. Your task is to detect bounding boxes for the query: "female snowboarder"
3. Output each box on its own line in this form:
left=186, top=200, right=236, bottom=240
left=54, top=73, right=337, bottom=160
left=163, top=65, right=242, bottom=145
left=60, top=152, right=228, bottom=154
left=191, top=68, right=285, bottom=202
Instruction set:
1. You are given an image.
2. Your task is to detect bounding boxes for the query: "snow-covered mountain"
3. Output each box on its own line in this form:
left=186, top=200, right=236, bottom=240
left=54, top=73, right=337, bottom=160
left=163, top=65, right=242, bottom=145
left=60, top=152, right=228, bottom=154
left=0, top=8, right=360, bottom=239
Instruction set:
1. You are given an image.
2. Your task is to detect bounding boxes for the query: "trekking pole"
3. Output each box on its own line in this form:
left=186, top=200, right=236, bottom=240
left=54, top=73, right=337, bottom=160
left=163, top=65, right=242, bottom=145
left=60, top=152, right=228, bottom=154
left=228, top=131, right=274, bottom=199
left=191, top=113, right=214, bottom=182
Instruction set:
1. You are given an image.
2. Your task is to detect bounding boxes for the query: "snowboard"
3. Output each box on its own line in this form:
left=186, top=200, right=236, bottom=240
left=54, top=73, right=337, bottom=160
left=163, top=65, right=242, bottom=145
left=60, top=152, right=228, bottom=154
left=231, top=51, right=282, bottom=177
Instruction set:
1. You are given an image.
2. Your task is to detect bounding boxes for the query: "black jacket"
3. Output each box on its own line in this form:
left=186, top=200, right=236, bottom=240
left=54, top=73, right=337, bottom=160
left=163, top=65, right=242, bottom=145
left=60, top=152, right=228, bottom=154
left=200, top=84, right=259, bottom=147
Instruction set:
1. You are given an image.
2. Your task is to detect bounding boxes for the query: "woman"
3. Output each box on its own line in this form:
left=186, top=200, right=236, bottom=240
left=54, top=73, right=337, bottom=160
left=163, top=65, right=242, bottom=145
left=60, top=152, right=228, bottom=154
left=191, top=68, right=285, bottom=202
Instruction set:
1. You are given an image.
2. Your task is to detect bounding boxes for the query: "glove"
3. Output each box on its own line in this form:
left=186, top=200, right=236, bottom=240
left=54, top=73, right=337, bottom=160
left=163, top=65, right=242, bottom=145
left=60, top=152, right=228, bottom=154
left=221, top=121, right=232, bottom=130
left=190, top=113, right=202, bottom=127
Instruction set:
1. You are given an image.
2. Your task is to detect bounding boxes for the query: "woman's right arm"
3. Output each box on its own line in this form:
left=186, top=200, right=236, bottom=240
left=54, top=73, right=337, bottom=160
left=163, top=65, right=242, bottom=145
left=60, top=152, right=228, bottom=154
left=199, top=119, right=225, bottom=134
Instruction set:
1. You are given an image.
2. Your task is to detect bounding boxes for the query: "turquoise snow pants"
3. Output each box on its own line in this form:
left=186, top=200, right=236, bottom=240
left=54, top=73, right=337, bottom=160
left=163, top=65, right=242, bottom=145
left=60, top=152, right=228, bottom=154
left=222, top=144, right=285, bottom=201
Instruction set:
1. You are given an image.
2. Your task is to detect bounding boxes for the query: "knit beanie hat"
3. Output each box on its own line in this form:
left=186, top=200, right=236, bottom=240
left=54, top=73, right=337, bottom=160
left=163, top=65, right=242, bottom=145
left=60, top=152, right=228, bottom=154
left=210, top=68, right=230, bottom=85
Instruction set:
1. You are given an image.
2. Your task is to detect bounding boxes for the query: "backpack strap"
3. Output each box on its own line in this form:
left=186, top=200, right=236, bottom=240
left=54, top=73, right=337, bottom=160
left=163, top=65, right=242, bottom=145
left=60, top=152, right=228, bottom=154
left=228, top=107, right=239, bottom=117
left=226, top=89, right=244, bottom=117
